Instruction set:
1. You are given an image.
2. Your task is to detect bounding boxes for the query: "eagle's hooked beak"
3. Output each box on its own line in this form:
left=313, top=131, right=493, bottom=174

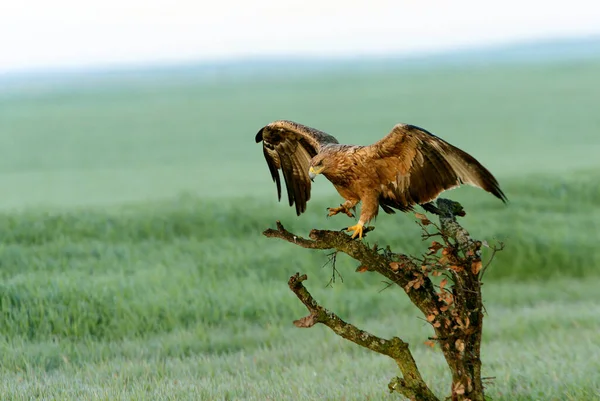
left=308, top=166, right=323, bottom=182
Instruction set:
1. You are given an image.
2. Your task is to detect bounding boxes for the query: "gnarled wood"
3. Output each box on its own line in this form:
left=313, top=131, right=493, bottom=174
left=264, top=198, right=499, bottom=401
left=288, top=273, right=438, bottom=401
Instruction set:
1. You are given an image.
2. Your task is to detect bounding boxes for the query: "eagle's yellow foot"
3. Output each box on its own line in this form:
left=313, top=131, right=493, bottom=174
left=327, top=205, right=355, bottom=218
left=346, top=223, right=365, bottom=239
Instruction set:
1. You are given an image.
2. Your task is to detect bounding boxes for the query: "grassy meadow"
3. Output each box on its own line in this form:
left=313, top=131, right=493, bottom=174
left=0, top=56, right=599, bottom=400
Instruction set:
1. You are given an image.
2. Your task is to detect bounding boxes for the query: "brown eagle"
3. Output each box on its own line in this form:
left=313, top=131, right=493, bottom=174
left=255, top=120, right=507, bottom=239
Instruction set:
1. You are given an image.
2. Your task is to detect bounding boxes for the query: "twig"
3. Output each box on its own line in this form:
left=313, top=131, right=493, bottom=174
left=480, top=242, right=505, bottom=280
left=323, top=251, right=343, bottom=287
left=378, top=281, right=394, bottom=293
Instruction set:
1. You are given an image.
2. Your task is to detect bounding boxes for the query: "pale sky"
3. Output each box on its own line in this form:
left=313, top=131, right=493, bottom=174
left=1, top=0, right=599, bottom=73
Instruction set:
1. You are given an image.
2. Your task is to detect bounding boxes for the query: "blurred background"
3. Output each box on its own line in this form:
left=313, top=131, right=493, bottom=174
left=1, top=1, right=599, bottom=400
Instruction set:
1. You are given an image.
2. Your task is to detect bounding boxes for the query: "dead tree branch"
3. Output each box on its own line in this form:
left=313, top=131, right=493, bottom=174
left=288, top=273, right=438, bottom=401
left=264, top=221, right=441, bottom=317
left=263, top=198, right=502, bottom=401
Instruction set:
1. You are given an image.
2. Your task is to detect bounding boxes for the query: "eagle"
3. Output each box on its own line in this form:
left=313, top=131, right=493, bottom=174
left=255, top=120, right=507, bottom=239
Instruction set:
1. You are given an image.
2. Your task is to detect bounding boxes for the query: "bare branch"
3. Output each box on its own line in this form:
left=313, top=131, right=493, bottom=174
left=288, top=273, right=439, bottom=401
left=263, top=221, right=332, bottom=249
left=480, top=242, right=505, bottom=280
left=263, top=220, right=442, bottom=317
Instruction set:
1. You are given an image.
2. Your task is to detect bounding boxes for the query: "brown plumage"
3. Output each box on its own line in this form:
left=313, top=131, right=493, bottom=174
left=255, top=120, right=507, bottom=239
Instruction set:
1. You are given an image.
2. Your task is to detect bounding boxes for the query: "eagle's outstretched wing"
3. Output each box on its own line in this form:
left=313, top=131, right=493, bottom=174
left=366, top=124, right=507, bottom=211
left=255, top=120, right=339, bottom=215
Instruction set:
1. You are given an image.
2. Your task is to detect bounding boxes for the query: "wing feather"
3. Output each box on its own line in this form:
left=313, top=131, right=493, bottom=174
left=368, top=124, right=507, bottom=211
left=262, top=146, right=282, bottom=200
left=255, top=120, right=339, bottom=215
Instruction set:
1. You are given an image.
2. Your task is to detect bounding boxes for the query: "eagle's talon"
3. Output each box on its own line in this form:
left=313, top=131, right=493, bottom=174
left=328, top=205, right=355, bottom=218
left=327, top=205, right=343, bottom=217
left=346, top=223, right=365, bottom=239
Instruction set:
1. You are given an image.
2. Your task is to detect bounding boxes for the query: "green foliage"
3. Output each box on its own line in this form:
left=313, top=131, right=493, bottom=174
left=0, top=58, right=599, bottom=399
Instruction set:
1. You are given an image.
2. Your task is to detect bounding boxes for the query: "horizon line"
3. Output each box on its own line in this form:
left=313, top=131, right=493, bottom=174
left=1, top=33, right=599, bottom=81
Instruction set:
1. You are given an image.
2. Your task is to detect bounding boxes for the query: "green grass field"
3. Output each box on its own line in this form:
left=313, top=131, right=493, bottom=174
left=0, top=57, right=599, bottom=400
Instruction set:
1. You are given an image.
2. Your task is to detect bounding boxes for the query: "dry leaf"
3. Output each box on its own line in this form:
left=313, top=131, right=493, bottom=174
left=427, top=241, right=443, bottom=255
left=293, top=314, right=317, bottom=328
left=471, top=259, right=483, bottom=275
left=449, top=265, right=463, bottom=272
left=440, top=278, right=448, bottom=291
left=433, top=321, right=441, bottom=328
left=455, top=339, right=465, bottom=352
left=424, top=340, right=435, bottom=348
left=438, top=291, right=454, bottom=305
left=414, top=213, right=431, bottom=225
left=426, top=314, right=436, bottom=322
left=454, top=382, right=465, bottom=395
left=407, top=276, right=425, bottom=291
left=389, top=262, right=400, bottom=271
left=356, top=265, right=369, bottom=273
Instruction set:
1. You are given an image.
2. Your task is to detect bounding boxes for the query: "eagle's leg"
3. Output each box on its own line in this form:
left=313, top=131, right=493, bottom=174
left=327, top=200, right=357, bottom=218
left=345, top=196, right=378, bottom=239
left=345, top=221, right=365, bottom=239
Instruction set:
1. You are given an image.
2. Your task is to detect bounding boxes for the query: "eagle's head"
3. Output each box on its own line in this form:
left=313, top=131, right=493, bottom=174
left=308, top=153, right=332, bottom=181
